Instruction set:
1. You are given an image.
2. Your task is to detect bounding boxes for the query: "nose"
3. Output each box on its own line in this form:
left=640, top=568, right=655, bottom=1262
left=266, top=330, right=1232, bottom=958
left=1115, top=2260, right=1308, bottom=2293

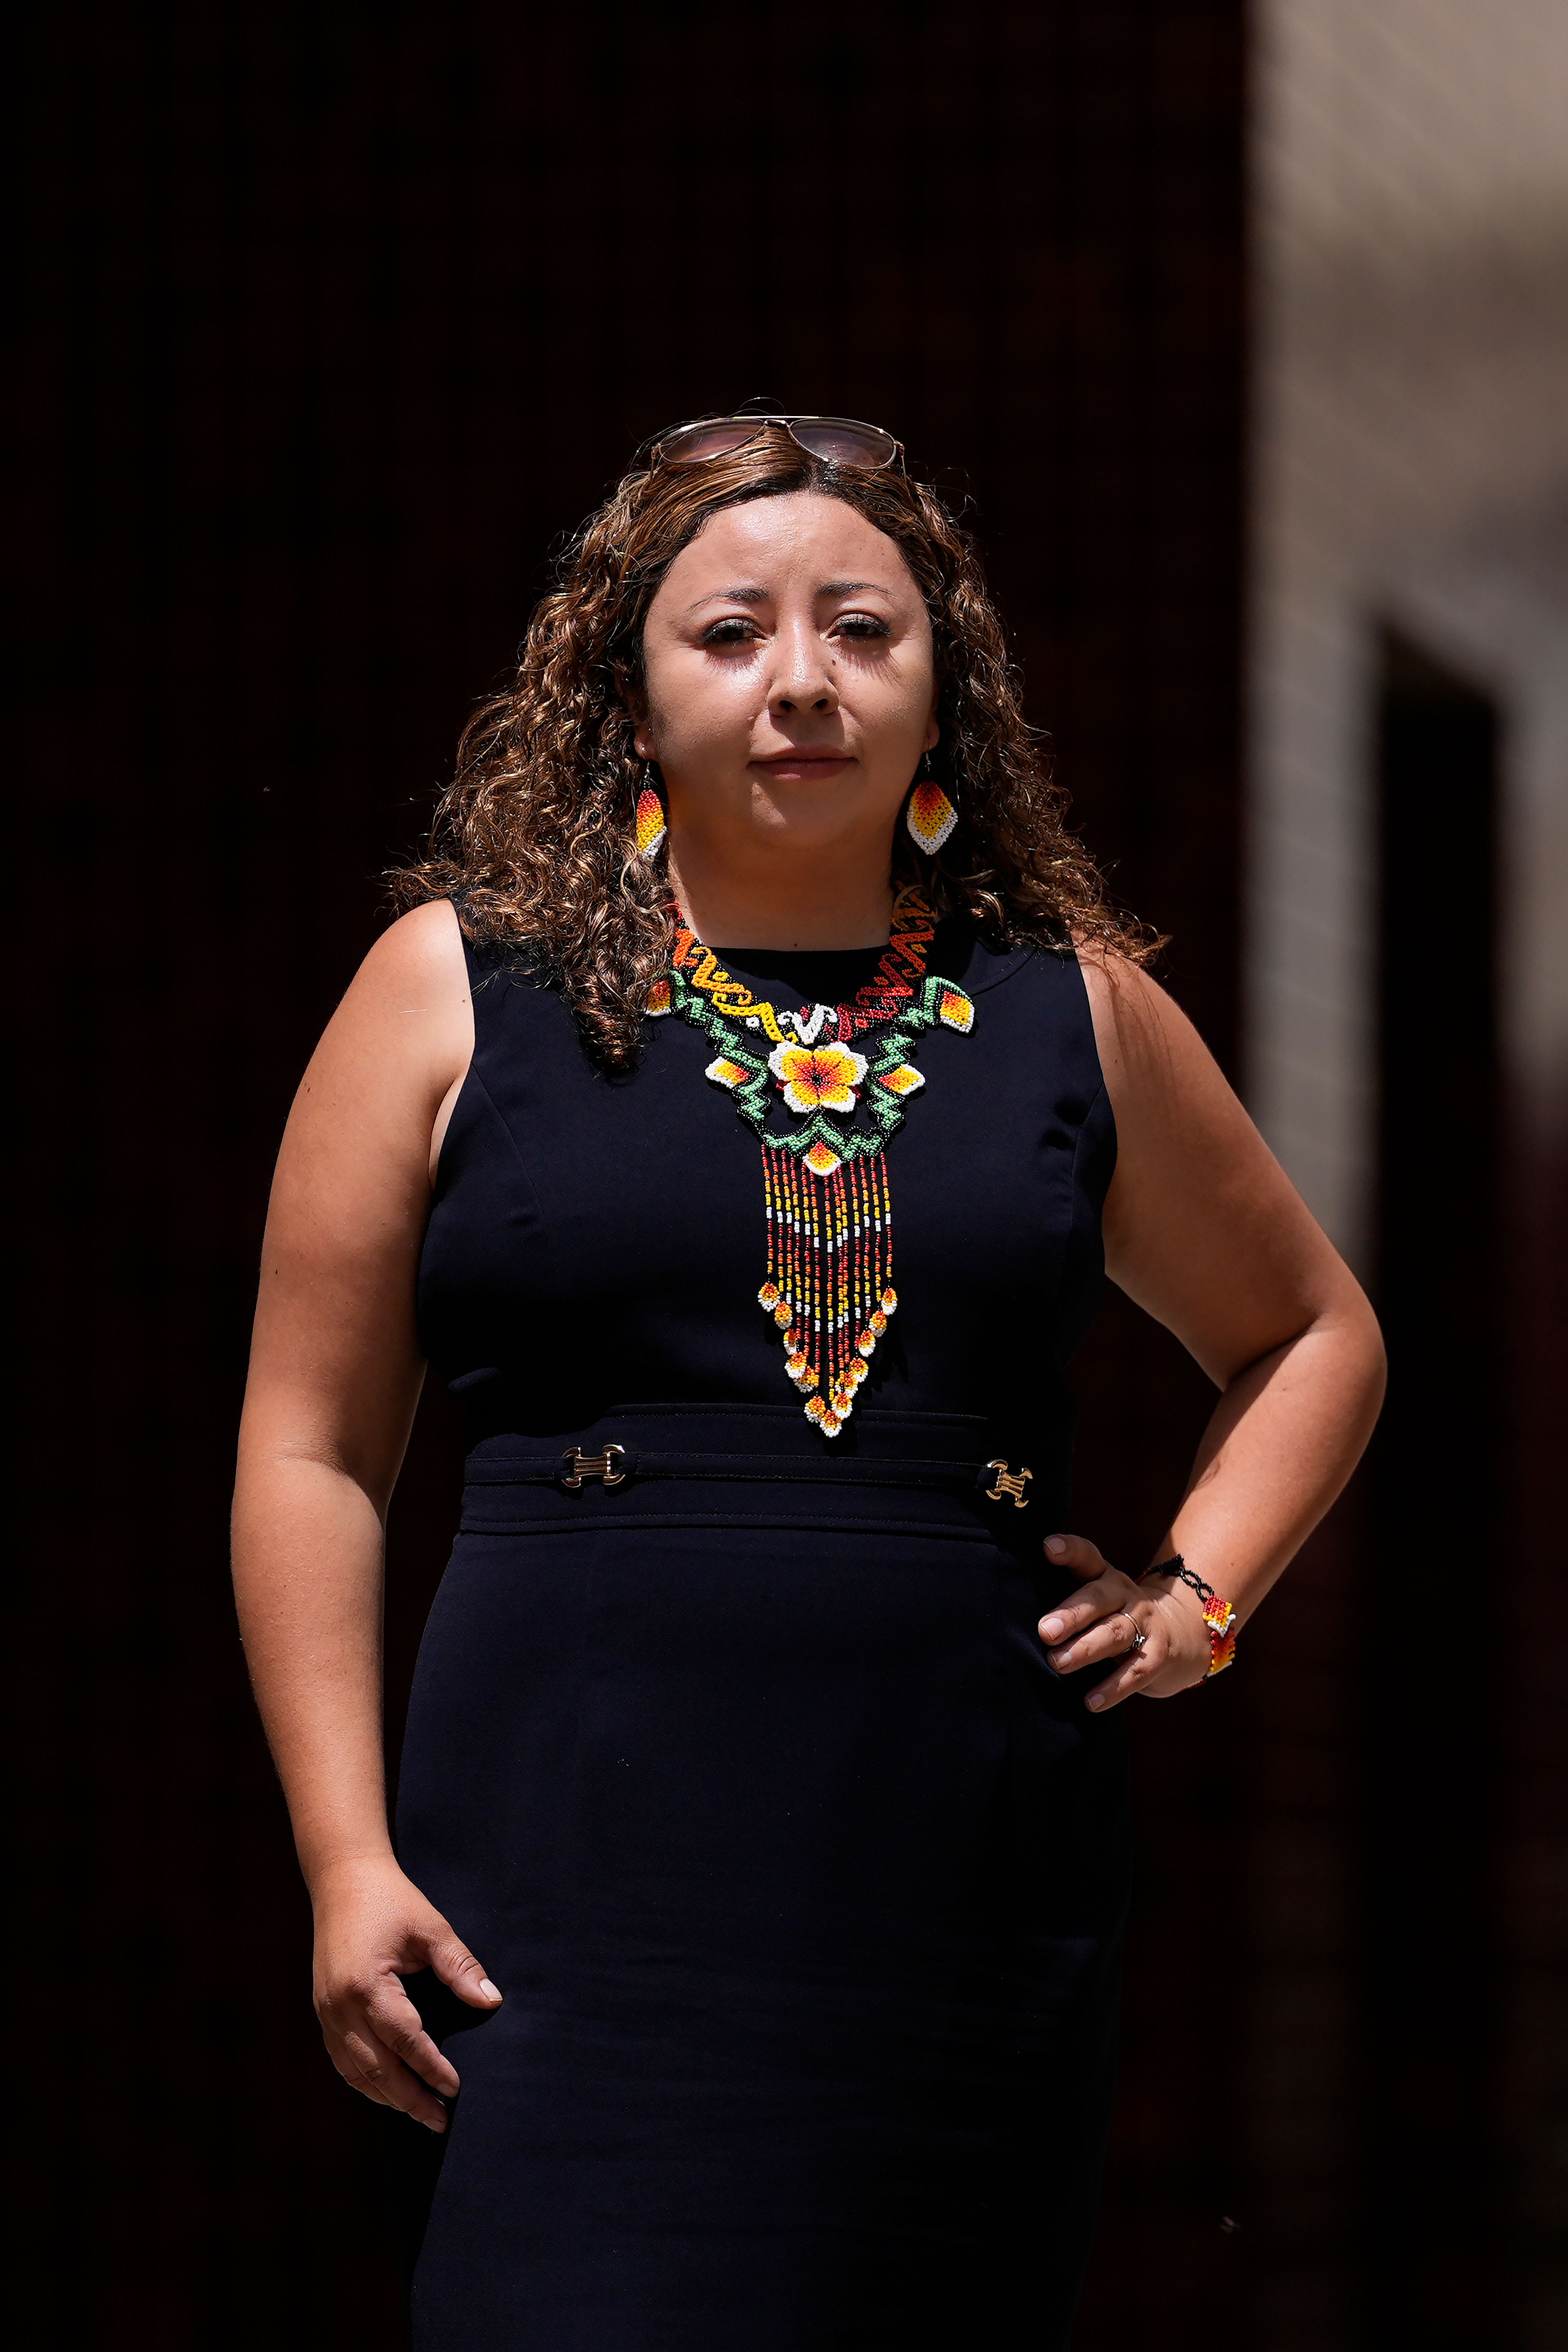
left=768, top=615, right=839, bottom=719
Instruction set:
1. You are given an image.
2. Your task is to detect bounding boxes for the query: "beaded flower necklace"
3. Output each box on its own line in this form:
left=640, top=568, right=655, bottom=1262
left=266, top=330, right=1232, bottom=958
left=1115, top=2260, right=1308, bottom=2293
left=648, top=882, right=974, bottom=1435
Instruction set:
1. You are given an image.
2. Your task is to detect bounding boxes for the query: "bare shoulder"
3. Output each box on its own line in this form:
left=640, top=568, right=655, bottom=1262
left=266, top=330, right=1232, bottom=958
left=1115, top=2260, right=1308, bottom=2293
left=318, top=899, right=473, bottom=1072
left=1074, top=941, right=1225, bottom=1126
left=283, top=900, right=474, bottom=1172
left=1074, top=937, right=1363, bottom=1379
left=254, top=902, right=477, bottom=1425
left=348, top=896, right=472, bottom=1014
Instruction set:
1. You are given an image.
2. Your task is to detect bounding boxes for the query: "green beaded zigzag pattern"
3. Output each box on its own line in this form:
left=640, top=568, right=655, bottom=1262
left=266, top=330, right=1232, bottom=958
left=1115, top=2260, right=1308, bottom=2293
left=664, top=964, right=974, bottom=1165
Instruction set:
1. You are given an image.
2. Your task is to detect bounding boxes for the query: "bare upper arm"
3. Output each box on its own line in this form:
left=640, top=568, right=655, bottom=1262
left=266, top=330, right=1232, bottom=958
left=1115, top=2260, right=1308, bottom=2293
left=1078, top=948, right=1368, bottom=1388
left=241, top=900, right=474, bottom=1497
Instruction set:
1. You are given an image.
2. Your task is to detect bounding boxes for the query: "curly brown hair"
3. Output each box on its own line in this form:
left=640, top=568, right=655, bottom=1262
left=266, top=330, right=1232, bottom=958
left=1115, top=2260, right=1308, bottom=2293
left=394, top=425, right=1154, bottom=1067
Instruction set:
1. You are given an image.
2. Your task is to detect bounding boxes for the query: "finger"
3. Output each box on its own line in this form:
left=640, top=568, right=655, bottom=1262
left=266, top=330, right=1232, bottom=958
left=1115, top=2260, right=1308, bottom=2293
left=1042, top=1532, right=1108, bottom=1581
left=428, top=1933, right=504, bottom=2011
left=1083, top=1645, right=1161, bottom=1713
left=336, top=2022, right=450, bottom=2132
left=364, top=1982, right=463, bottom=2099
left=328, top=2048, right=395, bottom=2108
left=1047, top=1607, right=1147, bottom=1676
left=1038, top=1571, right=1138, bottom=1648
left=351, top=2053, right=447, bottom=2132
left=1071, top=1586, right=1214, bottom=1708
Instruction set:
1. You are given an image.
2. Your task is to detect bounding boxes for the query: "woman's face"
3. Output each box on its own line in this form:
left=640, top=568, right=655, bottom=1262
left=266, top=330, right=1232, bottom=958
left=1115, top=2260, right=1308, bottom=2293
left=634, top=491, right=939, bottom=862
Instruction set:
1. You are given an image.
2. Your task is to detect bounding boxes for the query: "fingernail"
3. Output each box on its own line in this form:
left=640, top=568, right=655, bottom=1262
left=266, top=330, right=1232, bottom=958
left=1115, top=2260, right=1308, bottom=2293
left=1045, top=1535, right=1067, bottom=1556
left=479, top=1978, right=502, bottom=2001
left=1086, top=1692, right=1104, bottom=1710
left=425, top=2116, right=446, bottom=2133
left=1041, top=1615, right=1064, bottom=1639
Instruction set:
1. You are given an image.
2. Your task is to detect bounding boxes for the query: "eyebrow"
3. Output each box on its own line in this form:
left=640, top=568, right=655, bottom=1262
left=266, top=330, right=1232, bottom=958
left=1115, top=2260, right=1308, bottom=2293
left=685, top=578, right=890, bottom=611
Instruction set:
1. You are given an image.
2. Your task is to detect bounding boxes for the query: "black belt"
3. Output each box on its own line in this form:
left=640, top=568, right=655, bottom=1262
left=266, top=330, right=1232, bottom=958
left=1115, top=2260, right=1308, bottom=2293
left=463, top=1445, right=1039, bottom=1508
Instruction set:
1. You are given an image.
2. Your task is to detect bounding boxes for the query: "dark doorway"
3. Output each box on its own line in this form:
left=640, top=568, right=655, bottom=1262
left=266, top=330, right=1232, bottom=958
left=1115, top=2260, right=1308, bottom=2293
left=1362, top=627, right=1503, bottom=2342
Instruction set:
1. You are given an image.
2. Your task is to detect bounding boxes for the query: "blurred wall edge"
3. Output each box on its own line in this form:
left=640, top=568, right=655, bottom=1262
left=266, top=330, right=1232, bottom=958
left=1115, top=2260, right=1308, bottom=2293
left=1245, top=3, right=1568, bottom=2347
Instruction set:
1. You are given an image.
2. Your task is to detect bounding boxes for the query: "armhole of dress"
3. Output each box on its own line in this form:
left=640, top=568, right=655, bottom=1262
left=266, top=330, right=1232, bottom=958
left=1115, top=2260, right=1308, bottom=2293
left=1066, top=946, right=1118, bottom=1212
left=448, top=889, right=481, bottom=987
left=450, top=892, right=504, bottom=1042
left=444, top=895, right=546, bottom=1091
left=428, top=897, right=486, bottom=1194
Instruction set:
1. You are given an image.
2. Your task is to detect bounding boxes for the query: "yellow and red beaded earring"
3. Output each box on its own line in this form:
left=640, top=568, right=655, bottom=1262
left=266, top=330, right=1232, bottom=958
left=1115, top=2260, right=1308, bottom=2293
left=905, top=757, right=956, bottom=854
left=635, top=769, right=668, bottom=858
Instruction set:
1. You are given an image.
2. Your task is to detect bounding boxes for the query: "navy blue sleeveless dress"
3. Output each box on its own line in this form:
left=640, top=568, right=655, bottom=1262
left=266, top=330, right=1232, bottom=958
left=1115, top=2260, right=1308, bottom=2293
left=398, top=918, right=1128, bottom=2350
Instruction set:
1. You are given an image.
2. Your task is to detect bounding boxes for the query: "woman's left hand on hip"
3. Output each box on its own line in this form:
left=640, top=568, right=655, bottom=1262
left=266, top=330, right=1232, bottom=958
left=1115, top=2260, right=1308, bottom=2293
left=1037, top=1532, right=1211, bottom=1711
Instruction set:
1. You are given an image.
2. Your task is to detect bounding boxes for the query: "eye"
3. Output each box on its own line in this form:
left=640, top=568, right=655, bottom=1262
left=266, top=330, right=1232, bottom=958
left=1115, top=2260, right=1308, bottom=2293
left=700, top=616, right=761, bottom=648
left=833, top=612, right=891, bottom=642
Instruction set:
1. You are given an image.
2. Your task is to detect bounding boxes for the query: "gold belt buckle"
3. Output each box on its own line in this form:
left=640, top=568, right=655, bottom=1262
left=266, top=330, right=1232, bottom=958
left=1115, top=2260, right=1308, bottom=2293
left=560, top=1444, right=628, bottom=1491
left=985, top=1459, right=1033, bottom=1508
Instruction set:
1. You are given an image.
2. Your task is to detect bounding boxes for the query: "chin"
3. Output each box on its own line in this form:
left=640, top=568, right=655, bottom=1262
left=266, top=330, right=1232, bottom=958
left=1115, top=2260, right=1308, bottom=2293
left=753, top=815, right=874, bottom=859
left=748, top=788, right=882, bottom=850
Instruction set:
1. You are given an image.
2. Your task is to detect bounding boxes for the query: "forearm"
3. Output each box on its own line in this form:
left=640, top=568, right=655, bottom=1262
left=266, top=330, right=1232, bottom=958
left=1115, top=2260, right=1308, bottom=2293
left=1159, top=1296, right=1386, bottom=1620
left=232, top=1441, right=394, bottom=1893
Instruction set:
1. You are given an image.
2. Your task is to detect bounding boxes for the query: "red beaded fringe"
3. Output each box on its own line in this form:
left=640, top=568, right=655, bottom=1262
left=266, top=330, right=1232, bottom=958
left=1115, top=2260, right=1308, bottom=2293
left=757, top=1145, right=898, bottom=1437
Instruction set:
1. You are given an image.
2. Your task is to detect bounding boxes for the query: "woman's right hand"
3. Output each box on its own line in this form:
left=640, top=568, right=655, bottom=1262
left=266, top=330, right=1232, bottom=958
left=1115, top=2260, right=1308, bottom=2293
left=311, top=1855, right=503, bottom=2132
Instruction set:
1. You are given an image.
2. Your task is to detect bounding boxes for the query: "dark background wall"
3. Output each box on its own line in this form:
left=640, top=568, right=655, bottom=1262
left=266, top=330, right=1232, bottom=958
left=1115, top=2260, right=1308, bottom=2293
left=17, top=4, right=1256, bottom=2344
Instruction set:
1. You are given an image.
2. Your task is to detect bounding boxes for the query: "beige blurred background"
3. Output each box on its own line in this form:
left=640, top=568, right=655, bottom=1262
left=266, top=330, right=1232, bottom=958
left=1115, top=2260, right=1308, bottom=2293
left=1244, top=9, right=1568, bottom=2345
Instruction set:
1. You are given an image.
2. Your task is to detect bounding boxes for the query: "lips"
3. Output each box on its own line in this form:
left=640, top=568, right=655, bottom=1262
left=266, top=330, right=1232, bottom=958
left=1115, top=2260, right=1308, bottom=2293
left=751, top=748, right=852, bottom=771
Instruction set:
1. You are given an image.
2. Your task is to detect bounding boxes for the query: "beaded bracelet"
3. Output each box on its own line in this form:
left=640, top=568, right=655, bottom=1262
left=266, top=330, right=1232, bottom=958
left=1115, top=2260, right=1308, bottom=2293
left=1139, top=1555, right=1239, bottom=1678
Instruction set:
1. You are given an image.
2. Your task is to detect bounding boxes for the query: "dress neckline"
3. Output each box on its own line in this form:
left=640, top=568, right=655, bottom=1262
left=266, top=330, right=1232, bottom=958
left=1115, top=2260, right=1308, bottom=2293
left=710, top=943, right=887, bottom=963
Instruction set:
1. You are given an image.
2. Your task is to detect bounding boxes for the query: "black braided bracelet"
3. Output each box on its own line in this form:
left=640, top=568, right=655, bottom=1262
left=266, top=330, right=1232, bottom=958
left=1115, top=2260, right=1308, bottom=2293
left=1139, top=1554, right=1203, bottom=1600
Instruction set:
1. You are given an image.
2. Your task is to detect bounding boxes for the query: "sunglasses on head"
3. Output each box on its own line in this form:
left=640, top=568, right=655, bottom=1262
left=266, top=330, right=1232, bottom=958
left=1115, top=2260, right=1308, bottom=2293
left=650, top=412, right=903, bottom=472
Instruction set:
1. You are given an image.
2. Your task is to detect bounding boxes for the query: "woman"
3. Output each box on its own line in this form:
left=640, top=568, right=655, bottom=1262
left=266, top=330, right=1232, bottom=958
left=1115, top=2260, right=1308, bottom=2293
left=233, top=412, right=1384, bottom=2348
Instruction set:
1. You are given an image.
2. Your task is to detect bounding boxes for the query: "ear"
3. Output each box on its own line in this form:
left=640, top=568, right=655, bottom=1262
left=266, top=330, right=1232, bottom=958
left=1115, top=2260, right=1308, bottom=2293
left=630, top=708, right=653, bottom=760
left=923, top=713, right=940, bottom=754
left=613, top=656, right=650, bottom=751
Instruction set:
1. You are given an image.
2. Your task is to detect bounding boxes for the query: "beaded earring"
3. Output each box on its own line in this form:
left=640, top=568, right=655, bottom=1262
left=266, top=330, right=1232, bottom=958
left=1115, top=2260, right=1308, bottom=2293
left=905, top=758, right=957, bottom=854
left=635, top=772, right=668, bottom=858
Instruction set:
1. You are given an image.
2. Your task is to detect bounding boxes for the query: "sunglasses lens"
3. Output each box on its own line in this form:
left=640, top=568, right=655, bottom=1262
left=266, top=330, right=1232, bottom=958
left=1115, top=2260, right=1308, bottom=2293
left=654, top=415, right=900, bottom=470
left=657, top=420, right=764, bottom=466
left=791, top=420, right=898, bottom=468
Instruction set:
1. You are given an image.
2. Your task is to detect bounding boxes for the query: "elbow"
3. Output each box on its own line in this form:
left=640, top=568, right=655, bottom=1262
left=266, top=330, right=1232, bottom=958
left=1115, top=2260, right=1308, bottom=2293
left=1365, top=1306, right=1390, bottom=1419
left=1339, top=1282, right=1388, bottom=1431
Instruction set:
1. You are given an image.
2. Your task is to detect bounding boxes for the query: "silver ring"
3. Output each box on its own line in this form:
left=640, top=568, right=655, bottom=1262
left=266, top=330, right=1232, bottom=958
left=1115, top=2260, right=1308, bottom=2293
left=1118, top=1610, right=1147, bottom=1655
